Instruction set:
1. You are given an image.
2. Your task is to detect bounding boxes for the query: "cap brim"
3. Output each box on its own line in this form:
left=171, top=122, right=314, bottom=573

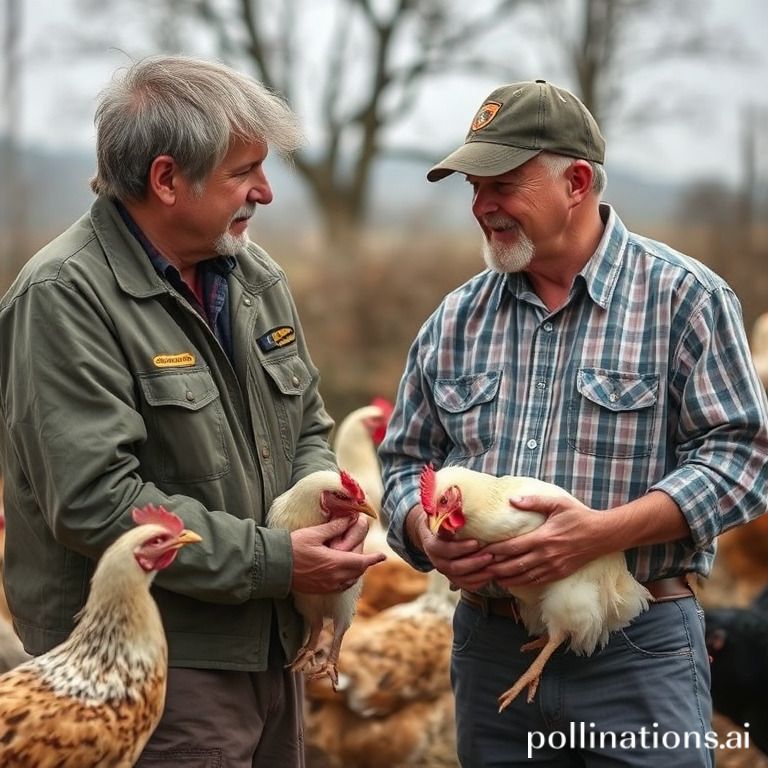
left=427, top=143, right=542, bottom=182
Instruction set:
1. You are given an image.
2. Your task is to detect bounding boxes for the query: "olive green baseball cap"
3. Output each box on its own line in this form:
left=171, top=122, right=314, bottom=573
left=427, top=80, right=605, bottom=182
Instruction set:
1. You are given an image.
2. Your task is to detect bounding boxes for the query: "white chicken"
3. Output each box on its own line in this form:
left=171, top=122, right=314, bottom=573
left=266, top=469, right=377, bottom=688
left=333, top=399, right=393, bottom=515
left=420, top=464, right=651, bottom=711
left=333, top=398, right=429, bottom=615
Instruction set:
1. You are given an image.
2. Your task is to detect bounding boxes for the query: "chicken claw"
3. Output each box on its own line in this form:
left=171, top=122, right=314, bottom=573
left=497, top=631, right=565, bottom=712
left=305, top=661, right=340, bottom=690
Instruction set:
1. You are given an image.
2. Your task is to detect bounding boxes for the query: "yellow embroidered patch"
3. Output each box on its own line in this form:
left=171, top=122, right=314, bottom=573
left=471, top=101, right=502, bottom=131
left=153, top=352, right=196, bottom=368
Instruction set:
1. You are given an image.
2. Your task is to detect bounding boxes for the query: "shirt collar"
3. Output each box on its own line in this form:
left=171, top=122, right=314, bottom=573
left=578, top=203, right=628, bottom=310
left=493, top=202, right=628, bottom=312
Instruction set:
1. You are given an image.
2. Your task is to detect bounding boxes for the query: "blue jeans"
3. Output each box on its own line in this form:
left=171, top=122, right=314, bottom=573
left=452, top=596, right=713, bottom=767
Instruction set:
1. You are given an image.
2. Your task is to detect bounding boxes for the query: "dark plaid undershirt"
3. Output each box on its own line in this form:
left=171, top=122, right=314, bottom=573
left=116, top=202, right=236, bottom=360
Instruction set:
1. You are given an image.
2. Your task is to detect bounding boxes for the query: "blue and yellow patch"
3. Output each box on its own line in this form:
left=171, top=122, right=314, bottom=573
left=257, top=326, right=296, bottom=352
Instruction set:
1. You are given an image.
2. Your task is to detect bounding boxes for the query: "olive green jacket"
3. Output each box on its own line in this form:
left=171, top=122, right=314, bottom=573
left=0, top=196, right=336, bottom=669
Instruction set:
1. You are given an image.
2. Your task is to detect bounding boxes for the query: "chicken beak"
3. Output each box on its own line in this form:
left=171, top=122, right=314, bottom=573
left=357, top=500, right=377, bottom=519
left=428, top=511, right=450, bottom=535
left=173, top=529, right=203, bottom=549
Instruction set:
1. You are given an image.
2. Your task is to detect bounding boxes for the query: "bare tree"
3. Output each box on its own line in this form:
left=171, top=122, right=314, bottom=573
left=55, top=0, right=749, bottom=248
left=69, top=0, right=529, bottom=245
left=521, top=0, right=746, bottom=133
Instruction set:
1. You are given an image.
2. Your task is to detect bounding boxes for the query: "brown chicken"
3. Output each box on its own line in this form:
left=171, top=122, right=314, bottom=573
left=266, top=469, right=377, bottom=688
left=0, top=504, right=201, bottom=767
left=304, top=570, right=459, bottom=768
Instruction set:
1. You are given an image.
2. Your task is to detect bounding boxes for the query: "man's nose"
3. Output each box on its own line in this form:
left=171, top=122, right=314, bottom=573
left=472, top=187, right=499, bottom=219
left=248, top=174, right=273, bottom=205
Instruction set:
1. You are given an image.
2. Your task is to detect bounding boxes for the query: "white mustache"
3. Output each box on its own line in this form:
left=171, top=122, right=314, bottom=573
left=231, top=204, right=256, bottom=223
left=482, top=213, right=517, bottom=229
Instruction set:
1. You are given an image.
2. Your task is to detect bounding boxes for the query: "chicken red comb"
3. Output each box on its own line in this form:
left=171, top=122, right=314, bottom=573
left=131, top=504, right=184, bottom=535
left=370, top=397, right=394, bottom=445
left=340, top=470, right=365, bottom=502
left=419, top=464, right=436, bottom=516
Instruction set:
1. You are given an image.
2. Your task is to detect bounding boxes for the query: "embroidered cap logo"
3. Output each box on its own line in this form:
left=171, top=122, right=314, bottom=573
left=471, top=101, right=502, bottom=132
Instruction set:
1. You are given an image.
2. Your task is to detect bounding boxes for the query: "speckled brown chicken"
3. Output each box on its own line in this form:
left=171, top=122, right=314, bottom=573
left=0, top=504, right=200, bottom=767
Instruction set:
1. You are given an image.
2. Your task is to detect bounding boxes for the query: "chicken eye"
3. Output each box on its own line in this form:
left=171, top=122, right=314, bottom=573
left=439, top=495, right=447, bottom=505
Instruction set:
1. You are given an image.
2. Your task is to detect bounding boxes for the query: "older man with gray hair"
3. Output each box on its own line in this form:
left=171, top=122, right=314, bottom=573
left=0, top=55, right=384, bottom=766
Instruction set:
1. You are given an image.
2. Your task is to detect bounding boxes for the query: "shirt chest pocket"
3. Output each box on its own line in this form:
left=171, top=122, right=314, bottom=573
left=568, top=368, right=659, bottom=459
left=138, top=368, right=230, bottom=483
left=433, top=370, right=502, bottom=459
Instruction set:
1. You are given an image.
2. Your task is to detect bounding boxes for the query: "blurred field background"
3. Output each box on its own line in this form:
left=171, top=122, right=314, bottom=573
left=1, top=0, right=768, bottom=765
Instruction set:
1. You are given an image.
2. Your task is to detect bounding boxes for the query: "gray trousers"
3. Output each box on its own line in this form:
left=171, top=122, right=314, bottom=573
left=452, top=596, right=714, bottom=767
left=135, top=663, right=306, bottom=767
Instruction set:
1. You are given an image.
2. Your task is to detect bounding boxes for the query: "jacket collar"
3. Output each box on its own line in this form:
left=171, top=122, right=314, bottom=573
left=90, top=196, right=281, bottom=298
left=90, top=196, right=170, bottom=299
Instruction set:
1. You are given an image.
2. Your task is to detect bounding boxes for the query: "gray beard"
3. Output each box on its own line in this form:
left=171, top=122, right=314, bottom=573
left=214, top=204, right=255, bottom=257
left=214, top=230, right=248, bottom=257
left=481, top=229, right=535, bottom=273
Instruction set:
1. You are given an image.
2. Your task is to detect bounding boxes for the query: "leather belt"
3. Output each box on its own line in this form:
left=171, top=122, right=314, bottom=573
left=460, top=576, right=693, bottom=622
left=643, top=575, right=694, bottom=603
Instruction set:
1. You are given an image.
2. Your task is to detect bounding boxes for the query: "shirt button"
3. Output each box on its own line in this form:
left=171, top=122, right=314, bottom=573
left=609, top=393, right=619, bottom=403
left=291, top=375, right=300, bottom=387
left=543, top=322, right=554, bottom=332
left=243, top=297, right=253, bottom=307
left=526, top=439, right=538, bottom=450
left=185, top=391, right=195, bottom=402
left=536, top=381, right=547, bottom=390
left=261, top=445, right=271, bottom=459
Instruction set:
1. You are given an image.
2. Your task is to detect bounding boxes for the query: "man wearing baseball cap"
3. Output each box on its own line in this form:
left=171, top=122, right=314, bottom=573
left=381, top=80, right=768, bottom=766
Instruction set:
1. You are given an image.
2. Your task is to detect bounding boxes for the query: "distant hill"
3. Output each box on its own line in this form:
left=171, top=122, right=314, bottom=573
left=0, top=141, right=692, bottom=240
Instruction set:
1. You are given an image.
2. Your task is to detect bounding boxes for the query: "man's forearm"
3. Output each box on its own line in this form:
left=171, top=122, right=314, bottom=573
left=602, top=490, right=690, bottom=552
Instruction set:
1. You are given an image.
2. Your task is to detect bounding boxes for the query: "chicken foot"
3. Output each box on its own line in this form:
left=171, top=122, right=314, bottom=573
left=497, top=630, right=566, bottom=712
left=289, top=619, right=325, bottom=675
left=303, top=619, right=350, bottom=690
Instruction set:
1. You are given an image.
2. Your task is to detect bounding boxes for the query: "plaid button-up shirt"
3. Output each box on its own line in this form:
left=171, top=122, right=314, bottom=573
left=380, top=205, right=768, bottom=581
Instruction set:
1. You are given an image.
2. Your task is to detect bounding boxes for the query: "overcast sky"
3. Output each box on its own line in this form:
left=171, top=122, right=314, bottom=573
left=8, top=0, right=768, bottom=188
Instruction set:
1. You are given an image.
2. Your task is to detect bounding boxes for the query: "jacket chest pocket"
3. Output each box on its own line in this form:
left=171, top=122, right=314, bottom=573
left=567, top=368, right=659, bottom=459
left=138, top=368, right=230, bottom=483
left=258, top=354, right=311, bottom=460
left=433, top=370, right=501, bottom=459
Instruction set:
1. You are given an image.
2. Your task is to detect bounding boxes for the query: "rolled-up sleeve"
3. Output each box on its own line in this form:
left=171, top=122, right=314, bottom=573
left=650, top=286, right=768, bottom=550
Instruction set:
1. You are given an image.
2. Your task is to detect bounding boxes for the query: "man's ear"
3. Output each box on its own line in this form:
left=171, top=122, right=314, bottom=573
left=566, top=160, right=594, bottom=204
left=147, top=155, right=179, bottom=206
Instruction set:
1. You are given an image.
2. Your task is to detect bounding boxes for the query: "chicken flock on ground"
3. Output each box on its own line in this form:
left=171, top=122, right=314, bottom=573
left=420, top=464, right=651, bottom=711
left=0, top=383, right=765, bottom=766
left=0, top=504, right=201, bottom=767
left=304, top=572, right=459, bottom=768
